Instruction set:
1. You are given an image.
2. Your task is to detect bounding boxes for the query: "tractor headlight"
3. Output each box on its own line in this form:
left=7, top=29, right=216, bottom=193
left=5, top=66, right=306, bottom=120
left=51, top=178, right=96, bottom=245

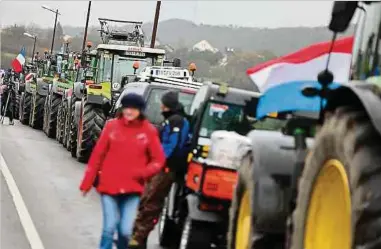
left=112, top=82, right=121, bottom=91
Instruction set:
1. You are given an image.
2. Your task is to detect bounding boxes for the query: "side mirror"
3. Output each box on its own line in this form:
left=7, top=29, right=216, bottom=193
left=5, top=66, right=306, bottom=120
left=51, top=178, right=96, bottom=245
left=329, top=1, right=358, bottom=33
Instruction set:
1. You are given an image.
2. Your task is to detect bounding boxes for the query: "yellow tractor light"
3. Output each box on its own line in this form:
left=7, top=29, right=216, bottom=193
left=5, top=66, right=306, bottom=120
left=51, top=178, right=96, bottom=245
left=202, top=145, right=210, bottom=152
left=218, top=83, right=229, bottom=95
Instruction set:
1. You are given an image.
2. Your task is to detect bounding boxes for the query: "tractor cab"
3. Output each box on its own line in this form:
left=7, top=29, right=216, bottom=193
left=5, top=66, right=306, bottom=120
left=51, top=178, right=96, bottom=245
left=188, top=83, right=260, bottom=159
left=86, top=18, right=166, bottom=111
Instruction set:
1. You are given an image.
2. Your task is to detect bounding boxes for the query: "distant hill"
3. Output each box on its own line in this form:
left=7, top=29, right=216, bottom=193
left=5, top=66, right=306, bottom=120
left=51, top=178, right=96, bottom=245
left=63, top=18, right=354, bottom=56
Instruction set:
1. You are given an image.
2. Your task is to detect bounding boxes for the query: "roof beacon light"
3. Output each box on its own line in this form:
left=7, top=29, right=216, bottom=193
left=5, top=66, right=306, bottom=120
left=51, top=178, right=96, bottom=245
left=133, top=61, right=140, bottom=74
left=189, top=62, right=197, bottom=76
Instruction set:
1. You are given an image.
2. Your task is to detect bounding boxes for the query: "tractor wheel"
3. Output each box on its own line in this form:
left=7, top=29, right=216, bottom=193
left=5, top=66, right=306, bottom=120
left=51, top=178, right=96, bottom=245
left=56, top=101, right=64, bottom=144
left=43, top=96, right=49, bottom=134
left=29, top=93, right=45, bottom=130
left=69, top=97, right=78, bottom=156
left=14, top=90, right=20, bottom=120
left=291, top=106, right=381, bottom=249
left=45, top=94, right=61, bottom=138
left=19, top=92, right=31, bottom=125
left=76, top=102, right=106, bottom=163
left=179, top=216, right=213, bottom=249
left=62, top=101, right=69, bottom=149
left=158, top=197, right=178, bottom=247
left=59, top=100, right=68, bottom=145
left=228, top=155, right=284, bottom=249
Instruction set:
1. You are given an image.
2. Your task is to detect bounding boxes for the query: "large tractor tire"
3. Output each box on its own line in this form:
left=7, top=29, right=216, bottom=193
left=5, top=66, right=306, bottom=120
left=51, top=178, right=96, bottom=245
left=19, top=92, right=31, bottom=125
left=29, top=93, right=45, bottom=129
left=76, top=102, right=106, bottom=163
left=228, top=155, right=284, bottom=249
left=179, top=216, right=213, bottom=249
left=56, top=101, right=65, bottom=144
left=14, top=90, right=20, bottom=120
left=69, top=97, right=78, bottom=156
left=62, top=101, right=69, bottom=148
left=43, top=94, right=61, bottom=138
left=291, top=106, right=381, bottom=249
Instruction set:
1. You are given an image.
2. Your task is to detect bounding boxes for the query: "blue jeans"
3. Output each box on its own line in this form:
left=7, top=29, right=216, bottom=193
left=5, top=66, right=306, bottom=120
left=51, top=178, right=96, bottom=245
left=100, top=194, right=140, bottom=249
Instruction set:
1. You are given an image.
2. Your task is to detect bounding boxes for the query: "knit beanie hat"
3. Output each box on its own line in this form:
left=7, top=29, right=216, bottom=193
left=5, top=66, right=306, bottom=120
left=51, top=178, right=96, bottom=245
left=121, top=93, right=146, bottom=110
left=161, top=90, right=180, bottom=110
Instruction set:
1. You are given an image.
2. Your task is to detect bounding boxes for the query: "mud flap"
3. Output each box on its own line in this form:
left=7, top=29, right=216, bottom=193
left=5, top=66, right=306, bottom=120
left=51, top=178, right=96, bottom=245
left=186, top=194, right=223, bottom=223
left=253, top=168, right=287, bottom=233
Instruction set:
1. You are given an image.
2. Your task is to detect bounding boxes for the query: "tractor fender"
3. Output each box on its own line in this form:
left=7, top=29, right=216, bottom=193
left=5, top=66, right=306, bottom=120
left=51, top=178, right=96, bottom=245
left=73, top=82, right=84, bottom=99
left=325, top=81, right=381, bottom=137
left=36, top=78, right=49, bottom=96
left=74, top=100, right=82, bottom=125
left=246, top=130, right=313, bottom=233
left=51, top=79, right=58, bottom=94
left=186, top=194, right=223, bottom=223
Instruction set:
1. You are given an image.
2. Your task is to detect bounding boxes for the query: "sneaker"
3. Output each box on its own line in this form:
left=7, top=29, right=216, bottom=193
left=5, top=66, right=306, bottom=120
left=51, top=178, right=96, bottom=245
left=9, top=120, right=14, bottom=125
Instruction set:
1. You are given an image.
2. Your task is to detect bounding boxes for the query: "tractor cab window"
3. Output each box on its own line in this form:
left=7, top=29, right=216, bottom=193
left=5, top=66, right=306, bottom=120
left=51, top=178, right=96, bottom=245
left=199, top=102, right=250, bottom=137
left=113, top=55, right=149, bottom=83
left=97, top=52, right=113, bottom=83
left=145, top=88, right=195, bottom=125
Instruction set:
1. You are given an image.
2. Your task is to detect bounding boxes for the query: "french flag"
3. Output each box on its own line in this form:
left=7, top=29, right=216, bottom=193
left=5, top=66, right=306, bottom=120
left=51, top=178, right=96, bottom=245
left=247, top=36, right=354, bottom=118
left=11, top=47, right=26, bottom=73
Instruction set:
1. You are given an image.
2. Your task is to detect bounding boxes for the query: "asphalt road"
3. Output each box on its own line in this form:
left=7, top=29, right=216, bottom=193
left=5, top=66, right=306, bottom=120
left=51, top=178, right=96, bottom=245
left=0, top=120, right=161, bottom=249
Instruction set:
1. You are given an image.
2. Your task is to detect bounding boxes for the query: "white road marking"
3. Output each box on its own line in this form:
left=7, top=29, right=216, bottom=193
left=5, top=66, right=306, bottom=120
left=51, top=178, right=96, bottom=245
left=0, top=153, right=45, bottom=249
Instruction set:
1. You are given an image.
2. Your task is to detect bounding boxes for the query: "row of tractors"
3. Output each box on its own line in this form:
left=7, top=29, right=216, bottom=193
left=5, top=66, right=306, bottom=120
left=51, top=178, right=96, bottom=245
left=11, top=2, right=381, bottom=249
left=16, top=18, right=169, bottom=164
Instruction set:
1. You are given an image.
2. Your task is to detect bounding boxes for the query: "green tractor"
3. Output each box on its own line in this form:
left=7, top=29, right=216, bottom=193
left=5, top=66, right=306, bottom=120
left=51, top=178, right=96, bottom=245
left=43, top=42, right=75, bottom=138
left=57, top=51, right=87, bottom=145
left=228, top=2, right=381, bottom=249
left=70, top=18, right=166, bottom=162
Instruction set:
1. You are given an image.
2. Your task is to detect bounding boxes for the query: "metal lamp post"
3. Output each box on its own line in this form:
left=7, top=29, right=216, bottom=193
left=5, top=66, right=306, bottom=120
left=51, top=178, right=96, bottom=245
left=42, top=5, right=61, bottom=54
left=23, top=32, right=37, bottom=63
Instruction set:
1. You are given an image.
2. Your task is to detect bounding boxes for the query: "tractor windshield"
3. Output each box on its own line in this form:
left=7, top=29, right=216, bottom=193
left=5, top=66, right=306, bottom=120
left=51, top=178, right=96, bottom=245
left=112, top=55, right=150, bottom=83
left=199, top=102, right=251, bottom=137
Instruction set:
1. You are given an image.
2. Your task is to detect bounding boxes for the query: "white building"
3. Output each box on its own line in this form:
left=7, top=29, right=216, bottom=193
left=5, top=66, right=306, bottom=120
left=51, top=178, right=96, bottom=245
left=192, top=40, right=219, bottom=53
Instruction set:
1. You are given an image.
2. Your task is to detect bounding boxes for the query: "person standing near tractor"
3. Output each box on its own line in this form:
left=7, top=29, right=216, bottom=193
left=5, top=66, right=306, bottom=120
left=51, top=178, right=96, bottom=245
left=79, top=93, right=165, bottom=249
left=130, top=90, right=190, bottom=249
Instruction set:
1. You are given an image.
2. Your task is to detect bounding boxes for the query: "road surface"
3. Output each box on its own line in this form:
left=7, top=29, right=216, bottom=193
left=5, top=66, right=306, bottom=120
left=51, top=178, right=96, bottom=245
left=0, top=120, right=162, bottom=249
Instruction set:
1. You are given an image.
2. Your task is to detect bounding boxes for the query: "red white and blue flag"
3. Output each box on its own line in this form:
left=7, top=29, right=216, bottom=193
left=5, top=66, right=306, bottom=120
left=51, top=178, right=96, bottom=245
left=11, top=47, right=26, bottom=73
left=247, top=36, right=354, bottom=118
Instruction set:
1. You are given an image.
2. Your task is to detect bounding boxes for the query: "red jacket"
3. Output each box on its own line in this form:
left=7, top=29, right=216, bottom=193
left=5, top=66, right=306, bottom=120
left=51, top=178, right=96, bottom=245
left=79, top=118, right=165, bottom=195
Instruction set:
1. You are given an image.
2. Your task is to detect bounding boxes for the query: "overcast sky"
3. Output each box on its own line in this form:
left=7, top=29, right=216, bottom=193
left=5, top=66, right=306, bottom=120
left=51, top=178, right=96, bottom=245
left=0, top=1, right=335, bottom=29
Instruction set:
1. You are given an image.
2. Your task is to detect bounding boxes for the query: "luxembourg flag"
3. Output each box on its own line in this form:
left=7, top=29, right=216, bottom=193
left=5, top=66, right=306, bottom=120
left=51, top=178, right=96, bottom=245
left=247, top=36, right=354, bottom=119
left=11, top=47, right=26, bottom=73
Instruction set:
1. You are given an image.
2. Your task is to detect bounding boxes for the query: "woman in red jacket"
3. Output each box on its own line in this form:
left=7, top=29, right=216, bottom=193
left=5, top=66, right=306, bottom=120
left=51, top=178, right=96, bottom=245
left=79, top=93, right=165, bottom=249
